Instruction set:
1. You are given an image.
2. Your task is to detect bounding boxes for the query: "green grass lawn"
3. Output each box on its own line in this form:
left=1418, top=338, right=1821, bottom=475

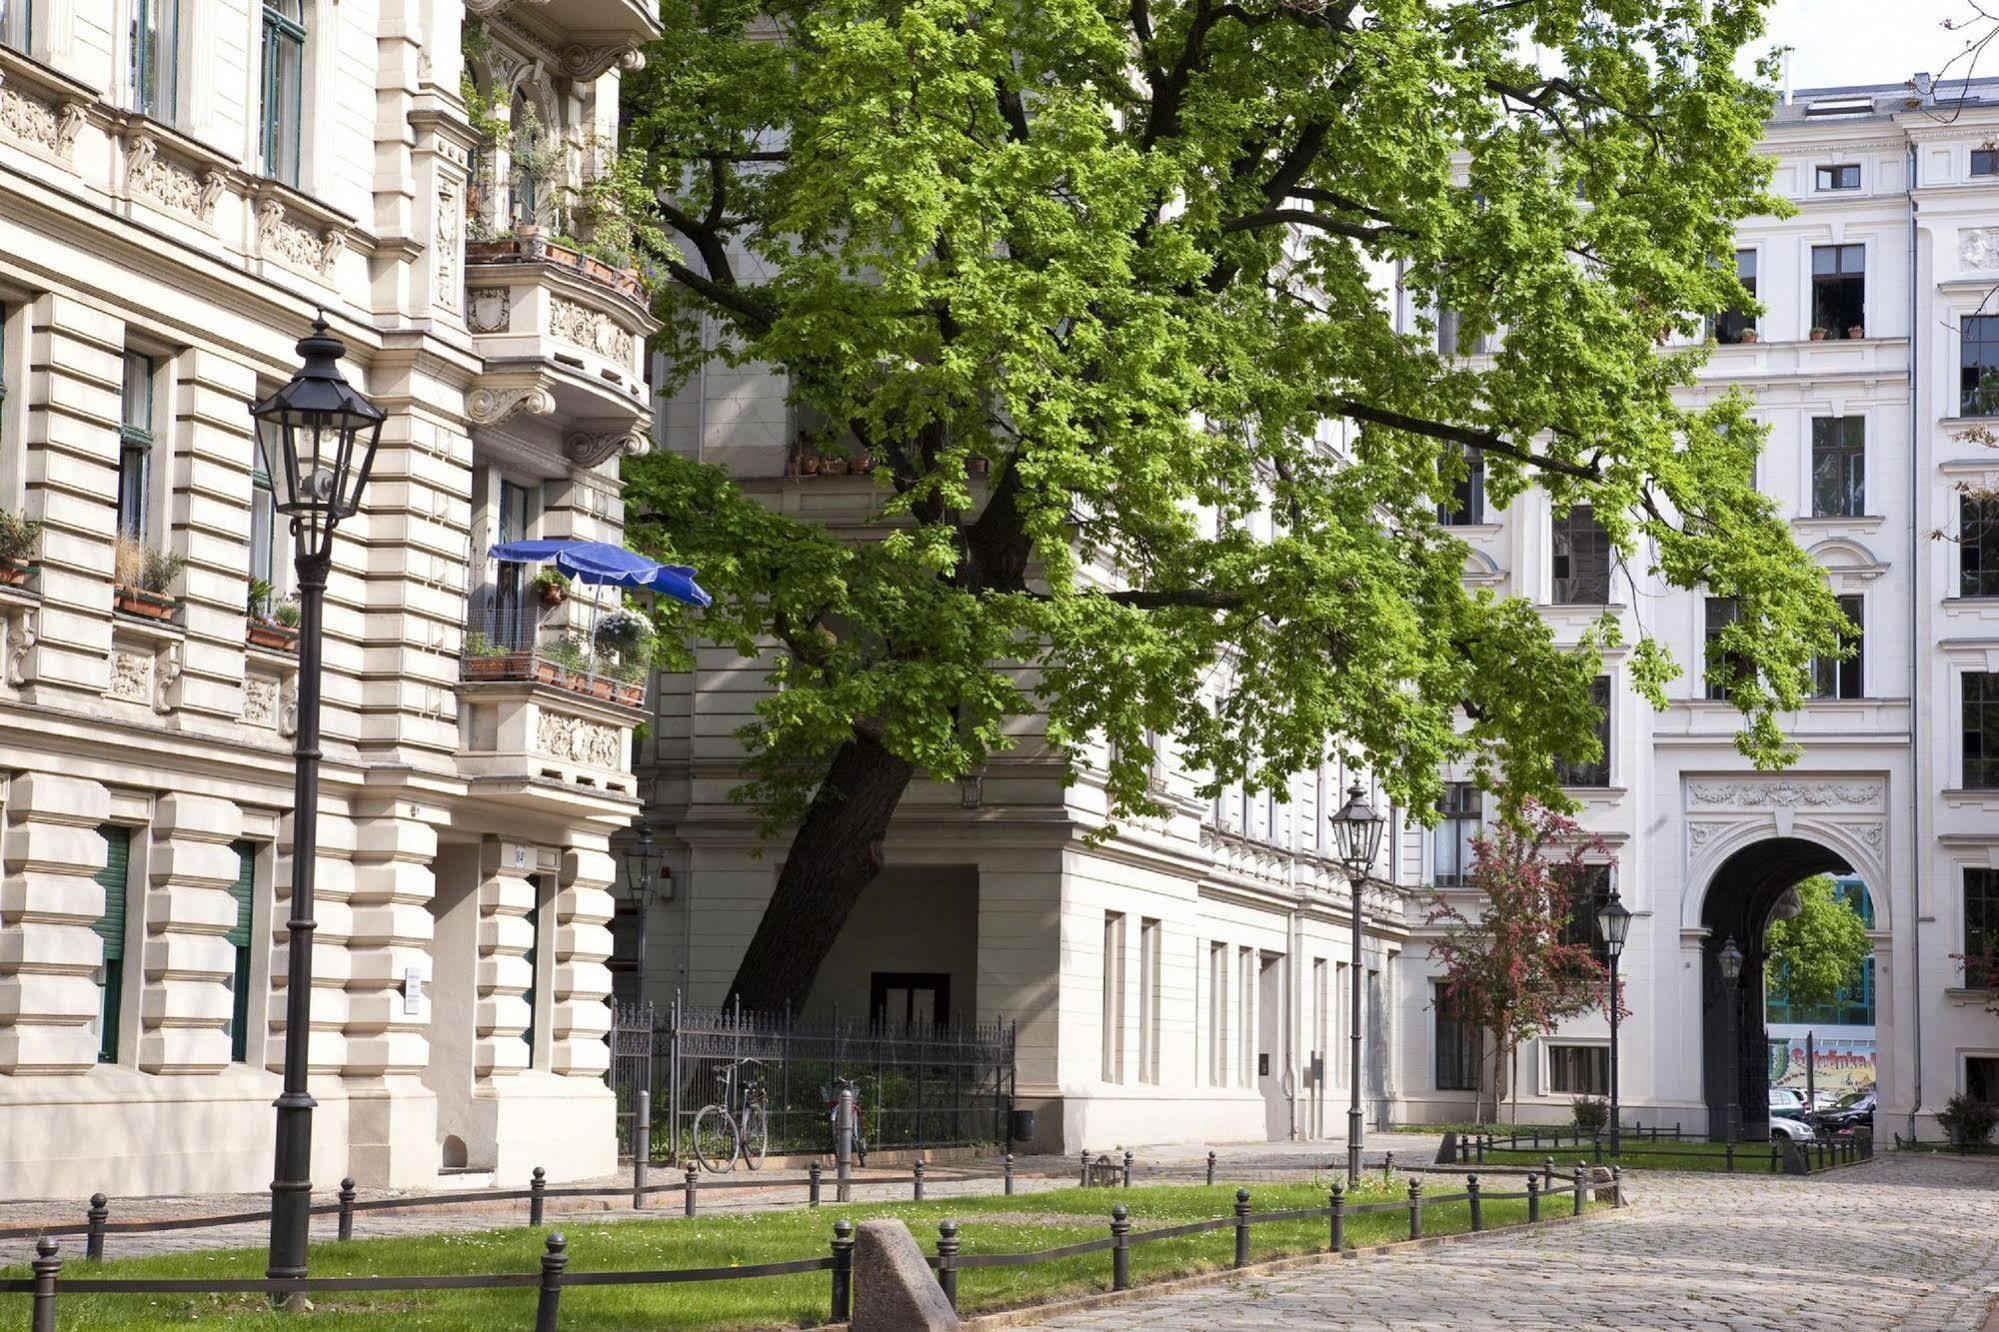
left=0, top=1178, right=1581, bottom=1331
left=1477, top=1139, right=1796, bottom=1173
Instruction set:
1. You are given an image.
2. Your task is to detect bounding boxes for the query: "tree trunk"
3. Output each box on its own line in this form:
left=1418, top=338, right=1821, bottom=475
left=724, top=729, right=916, bottom=1012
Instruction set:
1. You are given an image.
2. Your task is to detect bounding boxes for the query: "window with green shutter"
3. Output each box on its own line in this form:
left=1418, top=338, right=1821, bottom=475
left=227, top=841, right=256, bottom=1062
left=522, top=893, right=540, bottom=1066
left=94, top=827, right=132, bottom=1063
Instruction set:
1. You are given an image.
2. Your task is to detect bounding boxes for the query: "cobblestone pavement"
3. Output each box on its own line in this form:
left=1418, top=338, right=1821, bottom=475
left=0, top=1135, right=1443, bottom=1266
left=1030, top=1152, right=1999, bottom=1332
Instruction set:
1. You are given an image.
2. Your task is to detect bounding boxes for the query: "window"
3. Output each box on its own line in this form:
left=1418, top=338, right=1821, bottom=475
left=1558, top=865, right=1612, bottom=963
left=1810, top=244, right=1865, bottom=339
left=1101, top=912, right=1126, bottom=1082
left=94, top=827, right=132, bottom=1063
left=1811, top=595, right=1864, bottom=700
left=1963, top=316, right=1999, bottom=416
left=871, top=973, right=948, bottom=1027
left=1967, top=673, right=1999, bottom=789
left=1238, top=946, right=1254, bottom=1087
left=508, top=90, right=552, bottom=227
left=1438, top=448, right=1484, bottom=525
left=118, top=352, right=155, bottom=540
left=131, top=0, right=179, bottom=123
left=522, top=889, right=540, bottom=1064
left=1815, top=164, right=1861, bottom=191
left=260, top=1, right=306, bottom=186
left=1969, top=1056, right=1999, bottom=1102
left=1551, top=505, right=1612, bottom=604
left=226, top=842, right=256, bottom=1062
left=1810, top=417, right=1865, bottom=517
left=1138, top=918, right=1161, bottom=1084
left=1963, top=869, right=1999, bottom=986
left=1433, top=984, right=1482, bottom=1092
left=1432, top=782, right=1481, bottom=887
left=493, top=479, right=533, bottom=648
left=1207, top=942, right=1227, bottom=1086
left=0, top=0, right=28, bottom=52
left=1333, top=961, right=1350, bottom=1088
left=1975, top=149, right=1999, bottom=178
left=1311, top=958, right=1328, bottom=1092
left=251, top=470, right=276, bottom=593
left=1714, top=249, right=1758, bottom=344
left=1704, top=597, right=1753, bottom=701
left=1547, top=1043, right=1609, bottom=1095
left=1963, top=495, right=1999, bottom=596
left=1553, top=676, right=1611, bottom=787
left=1435, top=308, right=1491, bottom=357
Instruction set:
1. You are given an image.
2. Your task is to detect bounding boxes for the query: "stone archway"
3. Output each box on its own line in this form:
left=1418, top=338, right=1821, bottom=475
left=1700, top=837, right=1853, bottom=1141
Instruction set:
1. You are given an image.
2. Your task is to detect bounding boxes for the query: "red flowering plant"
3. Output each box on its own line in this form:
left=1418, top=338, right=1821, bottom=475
left=1426, top=800, right=1627, bottom=1122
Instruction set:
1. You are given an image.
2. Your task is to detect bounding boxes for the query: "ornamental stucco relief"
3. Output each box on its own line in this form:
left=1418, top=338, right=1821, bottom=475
left=467, top=286, right=509, bottom=334
left=1686, top=779, right=1884, bottom=810
left=535, top=710, right=621, bottom=769
left=108, top=650, right=152, bottom=704
left=126, top=135, right=226, bottom=221
left=244, top=676, right=278, bottom=728
left=256, top=199, right=343, bottom=277
left=1962, top=226, right=1999, bottom=272
left=549, top=297, right=635, bottom=364
left=0, top=84, right=84, bottom=160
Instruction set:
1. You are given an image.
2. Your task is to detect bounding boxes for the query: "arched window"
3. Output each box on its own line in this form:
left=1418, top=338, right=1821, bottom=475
left=261, top=0, right=306, bottom=186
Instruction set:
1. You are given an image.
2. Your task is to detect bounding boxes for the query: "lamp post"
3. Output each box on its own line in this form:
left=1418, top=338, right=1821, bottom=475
left=1718, top=935, right=1745, bottom=1145
left=621, top=821, right=661, bottom=1006
left=1595, top=892, right=1632, bottom=1156
left=1328, top=780, right=1384, bottom=1188
left=248, top=317, right=384, bottom=1292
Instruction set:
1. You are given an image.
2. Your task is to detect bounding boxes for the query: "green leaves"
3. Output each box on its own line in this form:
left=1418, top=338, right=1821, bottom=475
left=619, top=0, right=1838, bottom=833
left=1765, top=875, right=1872, bottom=1010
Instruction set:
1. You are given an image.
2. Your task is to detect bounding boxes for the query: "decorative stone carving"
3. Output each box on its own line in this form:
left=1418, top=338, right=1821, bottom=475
left=0, top=76, right=86, bottom=161
left=1688, top=821, right=1720, bottom=850
left=279, top=674, right=298, bottom=738
left=564, top=430, right=648, bottom=468
left=1686, top=780, right=1884, bottom=810
left=244, top=676, right=278, bottom=728
left=125, top=134, right=226, bottom=221
left=109, top=650, right=153, bottom=703
left=154, top=640, right=181, bottom=715
left=558, top=44, right=646, bottom=82
left=436, top=181, right=461, bottom=310
left=1962, top=227, right=1999, bottom=272
left=467, top=286, right=511, bottom=334
left=3, top=604, right=35, bottom=688
left=256, top=198, right=344, bottom=277
left=466, top=384, right=556, bottom=425
left=549, top=297, right=635, bottom=364
left=536, top=711, right=621, bottom=769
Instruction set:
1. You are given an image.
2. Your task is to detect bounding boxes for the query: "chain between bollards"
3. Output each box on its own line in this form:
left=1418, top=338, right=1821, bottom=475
left=1233, top=1188, right=1251, bottom=1268
left=85, top=1194, right=108, bottom=1262
left=1110, top=1204, right=1131, bottom=1290
left=936, top=1220, right=960, bottom=1310
left=533, top=1232, right=566, bottom=1332
left=829, top=1220, right=855, bottom=1322
left=337, top=1178, right=356, bottom=1243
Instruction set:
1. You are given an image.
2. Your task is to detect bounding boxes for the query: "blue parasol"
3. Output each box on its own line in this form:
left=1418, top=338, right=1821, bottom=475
left=487, top=538, right=710, bottom=608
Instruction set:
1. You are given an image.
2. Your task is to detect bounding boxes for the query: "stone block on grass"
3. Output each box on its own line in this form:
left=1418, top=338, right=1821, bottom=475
left=854, top=1219, right=960, bottom=1332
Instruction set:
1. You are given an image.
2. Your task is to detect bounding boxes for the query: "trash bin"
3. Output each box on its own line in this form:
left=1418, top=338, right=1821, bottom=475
left=1010, top=1108, right=1036, bottom=1144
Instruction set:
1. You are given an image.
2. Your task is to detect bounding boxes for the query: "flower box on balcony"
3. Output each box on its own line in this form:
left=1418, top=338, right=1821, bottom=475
left=0, top=559, right=35, bottom=589
left=464, top=231, right=645, bottom=306
left=114, top=585, right=177, bottom=621
left=246, top=622, right=299, bottom=653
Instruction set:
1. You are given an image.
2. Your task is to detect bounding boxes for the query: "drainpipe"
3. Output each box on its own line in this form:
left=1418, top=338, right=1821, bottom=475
left=1906, top=140, right=1924, bottom=1139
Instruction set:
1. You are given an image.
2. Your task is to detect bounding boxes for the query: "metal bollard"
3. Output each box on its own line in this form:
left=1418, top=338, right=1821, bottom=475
left=1476, top=1135, right=1486, bottom=1166
left=1768, top=1142, right=1781, bottom=1174
left=1122, top=1149, right=1133, bottom=1188
left=1329, top=1181, right=1345, bottom=1253
left=1467, top=1174, right=1482, bottom=1232
left=1233, top=1189, right=1252, bottom=1268
left=534, top=1232, right=567, bottom=1332
left=936, top=1220, right=960, bottom=1309
left=1611, top=1166, right=1624, bottom=1208
left=1572, top=1164, right=1585, bottom=1217
left=684, top=1162, right=698, bottom=1218
left=1407, top=1177, right=1422, bottom=1240
left=530, top=1167, right=547, bottom=1226
left=85, top=1193, right=108, bottom=1262
left=1383, top=1151, right=1394, bottom=1183
left=1543, top=1155, right=1555, bottom=1188
left=830, top=1219, right=856, bottom=1322
left=633, top=1088, right=652, bottom=1211
left=337, top=1179, right=356, bottom=1243
left=1592, top=1135, right=1604, bottom=1165
left=1526, top=1172, right=1540, bottom=1223
left=1724, top=1142, right=1735, bottom=1173
left=1110, top=1204, right=1131, bottom=1290
left=1206, top=1149, right=1217, bottom=1186
left=31, top=1237, right=60, bottom=1332
left=809, top=1160, right=823, bottom=1207
left=1004, top=1152, right=1015, bottom=1196
left=835, top=1087, right=856, bottom=1204
left=913, top=1160, right=926, bottom=1201
left=1080, top=1150, right=1092, bottom=1187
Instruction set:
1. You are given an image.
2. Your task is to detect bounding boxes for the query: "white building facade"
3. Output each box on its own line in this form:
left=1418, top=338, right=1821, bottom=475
left=0, top=0, right=658, bottom=1196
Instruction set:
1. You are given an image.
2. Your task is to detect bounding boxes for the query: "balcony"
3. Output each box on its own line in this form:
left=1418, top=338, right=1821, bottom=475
left=463, top=230, right=659, bottom=457
left=462, top=607, right=648, bottom=710
left=458, top=608, right=647, bottom=802
left=463, top=0, right=661, bottom=75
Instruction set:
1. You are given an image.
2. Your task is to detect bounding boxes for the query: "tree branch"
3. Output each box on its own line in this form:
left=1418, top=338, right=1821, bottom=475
left=1218, top=207, right=1392, bottom=242
left=1330, top=398, right=1603, bottom=482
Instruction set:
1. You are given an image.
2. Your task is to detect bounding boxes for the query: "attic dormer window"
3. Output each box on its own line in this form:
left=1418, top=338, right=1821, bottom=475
left=1815, top=163, right=1861, bottom=191
left=1804, top=97, right=1876, bottom=118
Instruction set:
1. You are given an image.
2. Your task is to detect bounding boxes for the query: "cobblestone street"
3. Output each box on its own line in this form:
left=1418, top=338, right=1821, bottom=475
left=1029, top=1153, right=1999, bottom=1332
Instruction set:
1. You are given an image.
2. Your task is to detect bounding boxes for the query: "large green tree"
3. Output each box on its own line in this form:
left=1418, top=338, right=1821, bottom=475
left=616, top=0, right=1847, bottom=1010
left=1765, top=875, right=1872, bottom=1010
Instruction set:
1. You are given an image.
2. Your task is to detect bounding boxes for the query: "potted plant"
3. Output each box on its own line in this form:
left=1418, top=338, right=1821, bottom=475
left=532, top=566, right=570, bottom=607
left=0, top=509, right=41, bottom=587
left=851, top=449, right=873, bottom=474
left=461, top=630, right=531, bottom=680
left=1809, top=326, right=1828, bottom=341
left=1740, top=328, right=1760, bottom=344
left=248, top=590, right=301, bottom=652
left=1847, top=324, right=1865, bottom=340
left=113, top=536, right=184, bottom=620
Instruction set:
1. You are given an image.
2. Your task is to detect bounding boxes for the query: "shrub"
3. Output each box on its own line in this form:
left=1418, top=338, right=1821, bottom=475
left=113, top=536, right=185, bottom=596
left=0, top=509, right=42, bottom=565
left=272, top=599, right=302, bottom=629
left=141, top=547, right=187, bottom=595
left=1571, top=1096, right=1609, bottom=1133
left=595, top=608, right=655, bottom=666
left=248, top=577, right=275, bottom=617
left=1938, top=1093, right=1998, bottom=1146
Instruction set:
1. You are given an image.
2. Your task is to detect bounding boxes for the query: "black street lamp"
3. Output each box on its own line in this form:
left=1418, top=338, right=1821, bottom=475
left=1717, top=935, right=1745, bottom=1145
left=1328, top=779, right=1384, bottom=1189
left=248, top=317, right=384, bottom=1293
left=621, top=821, right=662, bottom=1006
left=1595, top=891, right=1632, bottom=1155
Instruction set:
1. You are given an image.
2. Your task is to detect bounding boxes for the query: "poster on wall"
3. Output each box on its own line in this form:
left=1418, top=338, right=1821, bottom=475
left=1767, top=1037, right=1876, bottom=1096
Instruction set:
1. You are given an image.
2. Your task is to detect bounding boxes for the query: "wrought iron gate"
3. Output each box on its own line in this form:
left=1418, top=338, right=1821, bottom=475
left=607, top=999, right=654, bottom=1156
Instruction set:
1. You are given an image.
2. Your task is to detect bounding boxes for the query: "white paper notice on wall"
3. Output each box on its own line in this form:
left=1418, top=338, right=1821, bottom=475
left=403, top=967, right=423, bottom=1015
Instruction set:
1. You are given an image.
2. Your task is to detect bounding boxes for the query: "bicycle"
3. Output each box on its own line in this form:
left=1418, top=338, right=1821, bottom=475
left=691, top=1058, right=769, bottom=1172
left=826, top=1076, right=869, bottom=1166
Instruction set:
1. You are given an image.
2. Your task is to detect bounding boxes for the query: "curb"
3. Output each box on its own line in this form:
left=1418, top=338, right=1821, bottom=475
left=958, top=1206, right=1608, bottom=1329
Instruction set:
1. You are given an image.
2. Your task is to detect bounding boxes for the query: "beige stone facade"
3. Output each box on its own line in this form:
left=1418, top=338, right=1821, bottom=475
left=0, top=0, right=656, bottom=1196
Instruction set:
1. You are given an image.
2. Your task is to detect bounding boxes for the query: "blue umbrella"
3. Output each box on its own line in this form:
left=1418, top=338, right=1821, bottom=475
left=488, top=538, right=710, bottom=608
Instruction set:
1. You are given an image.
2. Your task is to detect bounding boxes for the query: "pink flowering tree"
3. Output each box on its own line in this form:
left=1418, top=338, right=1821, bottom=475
left=1427, top=802, right=1623, bottom=1123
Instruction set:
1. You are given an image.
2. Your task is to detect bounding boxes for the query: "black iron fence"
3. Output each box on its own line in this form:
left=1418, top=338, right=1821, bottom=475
left=657, top=997, right=1016, bottom=1163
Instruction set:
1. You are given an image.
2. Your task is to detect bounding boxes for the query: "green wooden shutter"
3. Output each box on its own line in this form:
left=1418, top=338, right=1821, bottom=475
left=522, top=894, right=540, bottom=1065
left=94, top=827, right=131, bottom=1063
left=228, top=841, right=256, bottom=1062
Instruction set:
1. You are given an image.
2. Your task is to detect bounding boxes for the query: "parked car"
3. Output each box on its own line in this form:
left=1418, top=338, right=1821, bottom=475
left=1769, top=1087, right=1808, bottom=1113
left=1814, top=1091, right=1876, bottom=1135
left=1767, top=1112, right=1814, bottom=1143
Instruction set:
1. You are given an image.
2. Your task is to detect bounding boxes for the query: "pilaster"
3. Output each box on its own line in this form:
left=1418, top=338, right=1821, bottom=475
left=268, top=807, right=357, bottom=1074
left=0, top=772, right=113, bottom=1072
left=552, top=845, right=614, bottom=1078
left=475, top=837, right=535, bottom=1077
left=138, top=793, right=243, bottom=1073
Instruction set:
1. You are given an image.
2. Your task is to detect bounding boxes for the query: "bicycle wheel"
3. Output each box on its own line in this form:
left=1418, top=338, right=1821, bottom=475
left=742, top=1103, right=769, bottom=1170
left=692, top=1105, right=739, bottom=1172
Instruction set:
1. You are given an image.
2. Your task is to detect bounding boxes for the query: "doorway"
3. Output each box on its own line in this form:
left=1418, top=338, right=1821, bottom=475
left=1258, top=953, right=1286, bottom=1139
left=871, top=972, right=950, bottom=1030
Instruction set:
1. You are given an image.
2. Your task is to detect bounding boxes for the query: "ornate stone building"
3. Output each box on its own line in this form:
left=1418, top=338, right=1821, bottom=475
left=0, top=0, right=657, bottom=1195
